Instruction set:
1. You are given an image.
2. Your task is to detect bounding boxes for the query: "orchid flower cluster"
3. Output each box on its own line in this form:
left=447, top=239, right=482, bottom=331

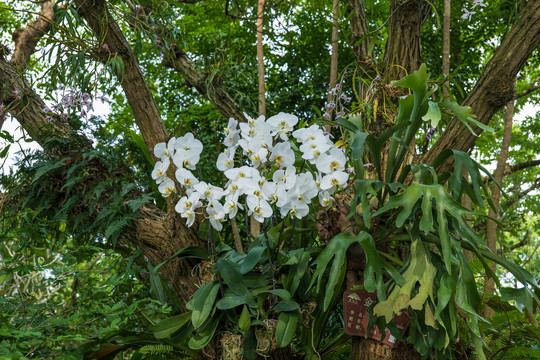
left=461, top=0, right=486, bottom=21
left=41, top=86, right=109, bottom=121
left=323, top=83, right=352, bottom=120
left=151, top=112, right=351, bottom=231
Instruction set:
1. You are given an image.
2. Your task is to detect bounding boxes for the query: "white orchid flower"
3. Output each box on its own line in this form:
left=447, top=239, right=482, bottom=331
left=279, top=172, right=317, bottom=208
left=316, top=147, right=347, bottom=174
left=224, top=193, right=244, bottom=219
left=248, top=146, right=269, bottom=168
left=267, top=112, right=298, bottom=140
left=158, top=177, right=176, bottom=197
left=246, top=195, right=273, bottom=223
left=207, top=200, right=226, bottom=231
left=152, top=158, right=170, bottom=184
left=292, top=124, right=324, bottom=143
left=280, top=198, right=309, bottom=219
left=224, top=180, right=242, bottom=197
left=175, top=168, right=199, bottom=188
left=319, top=191, right=334, bottom=207
left=223, top=118, right=240, bottom=147
left=272, top=166, right=296, bottom=190
left=224, top=118, right=238, bottom=135
left=175, top=192, right=203, bottom=227
left=239, top=177, right=265, bottom=201
left=173, top=150, right=200, bottom=170
left=299, top=135, right=332, bottom=161
left=225, top=166, right=259, bottom=181
left=153, top=138, right=176, bottom=161
left=269, top=142, right=295, bottom=168
left=217, top=147, right=236, bottom=172
left=175, top=192, right=203, bottom=214
left=193, top=181, right=224, bottom=201
left=174, top=133, right=203, bottom=155
left=320, top=171, right=349, bottom=191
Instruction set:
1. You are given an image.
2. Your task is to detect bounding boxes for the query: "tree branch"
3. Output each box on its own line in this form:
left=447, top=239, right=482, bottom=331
left=11, top=0, right=56, bottom=69
left=74, top=0, right=169, bottom=158
left=0, top=57, right=80, bottom=146
left=482, top=159, right=540, bottom=183
left=507, top=159, right=540, bottom=175
left=162, top=45, right=247, bottom=122
left=515, top=75, right=540, bottom=99
left=422, top=1, right=540, bottom=172
left=503, top=177, right=540, bottom=210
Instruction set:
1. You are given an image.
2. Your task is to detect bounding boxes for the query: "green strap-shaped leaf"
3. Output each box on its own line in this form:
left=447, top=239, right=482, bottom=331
left=239, top=305, right=251, bottom=331
left=351, top=179, right=375, bottom=228
left=275, top=311, right=300, bottom=348
left=240, top=246, right=266, bottom=274
left=374, top=182, right=486, bottom=272
left=282, top=250, right=310, bottom=296
left=151, top=312, right=191, bottom=339
left=373, top=240, right=436, bottom=322
left=188, top=313, right=220, bottom=350
left=190, top=280, right=220, bottom=329
left=438, top=101, right=494, bottom=136
left=153, top=246, right=208, bottom=275
left=217, top=258, right=257, bottom=308
left=500, top=287, right=535, bottom=314
left=216, top=295, right=246, bottom=310
left=387, top=64, right=429, bottom=183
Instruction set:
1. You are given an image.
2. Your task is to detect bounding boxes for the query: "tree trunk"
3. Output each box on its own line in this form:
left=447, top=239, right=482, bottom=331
left=383, top=0, right=430, bottom=82
left=442, top=0, right=450, bottom=100
left=325, top=0, right=339, bottom=120
left=348, top=1, right=429, bottom=358
left=484, top=97, right=515, bottom=317
left=252, top=0, right=267, bottom=238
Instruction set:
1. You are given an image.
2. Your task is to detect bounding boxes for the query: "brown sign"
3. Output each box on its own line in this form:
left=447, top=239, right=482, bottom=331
left=343, top=290, right=409, bottom=348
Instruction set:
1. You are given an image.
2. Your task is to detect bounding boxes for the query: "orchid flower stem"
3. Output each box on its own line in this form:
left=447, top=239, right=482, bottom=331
left=208, top=227, right=225, bottom=297
left=276, top=217, right=287, bottom=262
left=290, top=218, right=297, bottom=250
left=262, top=222, right=275, bottom=282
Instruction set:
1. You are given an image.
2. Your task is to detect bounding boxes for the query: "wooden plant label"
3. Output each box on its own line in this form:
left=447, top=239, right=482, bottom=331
left=343, top=290, right=409, bottom=348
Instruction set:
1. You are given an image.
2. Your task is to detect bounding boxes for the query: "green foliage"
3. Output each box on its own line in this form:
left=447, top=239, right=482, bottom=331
left=2, top=1, right=540, bottom=359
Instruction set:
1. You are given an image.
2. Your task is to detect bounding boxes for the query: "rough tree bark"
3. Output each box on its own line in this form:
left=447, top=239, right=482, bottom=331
left=251, top=0, right=267, bottom=238
left=484, top=96, right=515, bottom=318
left=383, top=0, right=430, bottom=81
left=442, top=0, right=450, bottom=100
left=348, top=1, right=430, bottom=359
left=325, top=0, right=339, bottom=120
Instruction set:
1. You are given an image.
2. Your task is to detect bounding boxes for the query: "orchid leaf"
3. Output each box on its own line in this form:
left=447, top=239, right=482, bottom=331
left=275, top=311, right=300, bottom=348
left=189, top=280, right=220, bottom=329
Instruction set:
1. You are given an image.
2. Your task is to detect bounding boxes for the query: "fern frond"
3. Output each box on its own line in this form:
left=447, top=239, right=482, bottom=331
left=139, top=344, right=174, bottom=354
